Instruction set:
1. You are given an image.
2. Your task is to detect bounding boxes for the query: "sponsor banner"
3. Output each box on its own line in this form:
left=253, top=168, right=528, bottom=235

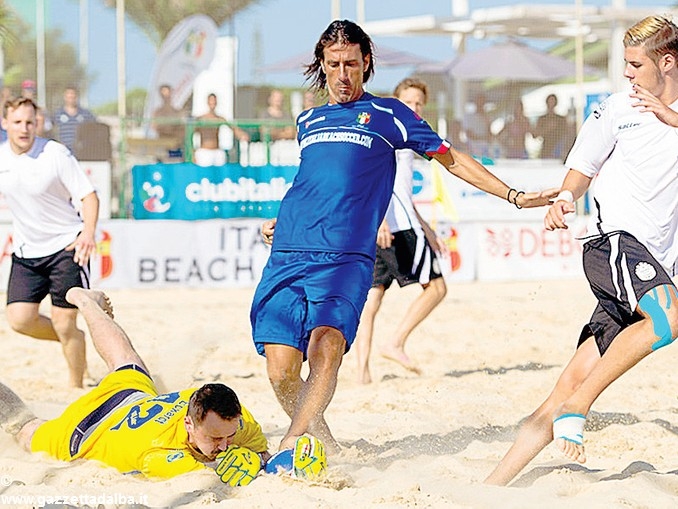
left=0, top=219, right=271, bottom=290
left=0, top=218, right=590, bottom=290
left=91, top=219, right=270, bottom=289
left=131, top=163, right=297, bottom=220
left=413, top=157, right=568, bottom=222
left=432, top=220, right=476, bottom=283
left=476, top=218, right=589, bottom=281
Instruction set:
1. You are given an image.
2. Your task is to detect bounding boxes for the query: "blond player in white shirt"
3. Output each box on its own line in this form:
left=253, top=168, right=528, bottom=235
left=485, top=15, right=678, bottom=486
left=354, top=78, right=447, bottom=383
left=0, top=96, right=99, bottom=388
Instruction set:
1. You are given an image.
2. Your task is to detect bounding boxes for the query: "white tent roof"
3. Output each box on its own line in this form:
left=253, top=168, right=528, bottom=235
left=362, top=3, right=678, bottom=112
left=362, top=5, right=678, bottom=40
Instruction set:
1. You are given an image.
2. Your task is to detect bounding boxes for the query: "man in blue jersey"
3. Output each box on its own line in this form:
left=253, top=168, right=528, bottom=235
left=252, top=19, right=556, bottom=454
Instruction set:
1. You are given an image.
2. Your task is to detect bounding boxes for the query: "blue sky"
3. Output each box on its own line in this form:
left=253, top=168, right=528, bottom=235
left=9, top=0, right=678, bottom=107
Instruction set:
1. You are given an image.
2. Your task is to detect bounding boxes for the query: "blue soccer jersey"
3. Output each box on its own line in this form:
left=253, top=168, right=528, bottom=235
left=271, top=92, right=448, bottom=258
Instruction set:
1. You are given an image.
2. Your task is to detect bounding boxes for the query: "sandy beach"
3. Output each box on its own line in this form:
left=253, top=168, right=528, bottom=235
left=1, top=278, right=678, bottom=508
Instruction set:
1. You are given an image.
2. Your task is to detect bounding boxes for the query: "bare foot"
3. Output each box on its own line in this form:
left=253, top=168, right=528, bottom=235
left=555, top=437, right=587, bottom=464
left=358, top=368, right=372, bottom=384
left=380, top=346, right=422, bottom=375
left=66, top=288, right=114, bottom=318
left=315, top=432, right=341, bottom=455
left=308, top=420, right=341, bottom=454
left=553, top=412, right=587, bottom=464
left=279, top=434, right=300, bottom=452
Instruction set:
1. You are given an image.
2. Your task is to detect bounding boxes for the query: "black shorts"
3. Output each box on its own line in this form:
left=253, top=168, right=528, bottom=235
left=373, top=228, right=443, bottom=290
left=7, top=249, right=90, bottom=308
left=578, top=231, right=675, bottom=355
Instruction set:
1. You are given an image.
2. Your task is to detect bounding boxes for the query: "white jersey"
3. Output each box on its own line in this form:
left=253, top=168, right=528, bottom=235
left=0, top=138, right=95, bottom=258
left=383, top=149, right=421, bottom=234
left=565, top=91, right=678, bottom=275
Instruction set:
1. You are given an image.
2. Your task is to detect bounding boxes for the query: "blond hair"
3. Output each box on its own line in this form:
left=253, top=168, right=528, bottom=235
left=3, top=96, right=37, bottom=119
left=624, top=15, right=678, bottom=64
left=393, top=77, right=428, bottom=103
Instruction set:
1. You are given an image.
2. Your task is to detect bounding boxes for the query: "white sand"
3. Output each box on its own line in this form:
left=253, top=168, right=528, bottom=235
left=1, top=279, right=678, bottom=508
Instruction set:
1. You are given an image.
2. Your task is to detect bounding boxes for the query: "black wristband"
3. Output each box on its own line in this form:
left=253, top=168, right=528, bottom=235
left=506, top=188, right=516, bottom=203
left=513, top=190, right=525, bottom=209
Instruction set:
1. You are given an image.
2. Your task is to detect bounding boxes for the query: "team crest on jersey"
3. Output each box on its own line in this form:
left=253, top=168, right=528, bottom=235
left=357, top=112, right=371, bottom=125
left=166, top=451, right=185, bottom=463
left=635, top=262, right=657, bottom=281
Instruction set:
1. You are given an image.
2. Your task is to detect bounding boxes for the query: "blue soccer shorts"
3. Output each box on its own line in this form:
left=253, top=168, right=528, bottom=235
left=250, top=251, right=374, bottom=357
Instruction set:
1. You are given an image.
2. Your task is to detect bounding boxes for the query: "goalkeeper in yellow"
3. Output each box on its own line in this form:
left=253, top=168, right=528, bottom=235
left=0, top=288, right=325, bottom=486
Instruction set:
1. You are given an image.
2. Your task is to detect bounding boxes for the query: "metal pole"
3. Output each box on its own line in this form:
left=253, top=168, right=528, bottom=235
left=609, top=0, right=627, bottom=92
left=574, top=0, right=585, bottom=127
left=116, top=0, right=126, bottom=118
left=356, top=0, right=364, bottom=25
left=79, top=0, right=89, bottom=106
left=116, top=0, right=127, bottom=217
left=451, top=0, right=469, bottom=123
left=36, top=0, right=46, bottom=107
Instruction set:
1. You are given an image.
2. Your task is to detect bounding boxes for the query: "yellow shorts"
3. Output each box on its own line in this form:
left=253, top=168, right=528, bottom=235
left=32, top=367, right=157, bottom=461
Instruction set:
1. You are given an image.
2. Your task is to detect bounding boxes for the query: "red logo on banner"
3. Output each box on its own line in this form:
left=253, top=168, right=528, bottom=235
left=97, top=231, right=113, bottom=279
left=0, top=234, right=13, bottom=264
left=444, top=226, right=462, bottom=272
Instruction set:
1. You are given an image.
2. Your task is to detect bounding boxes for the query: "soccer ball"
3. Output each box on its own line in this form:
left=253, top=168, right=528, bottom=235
left=264, top=449, right=294, bottom=475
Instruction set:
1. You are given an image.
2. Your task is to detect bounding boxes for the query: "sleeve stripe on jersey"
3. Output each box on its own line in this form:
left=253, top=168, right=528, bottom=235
left=371, top=102, right=394, bottom=114
left=425, top=140, right=451, bottom=157
left=394, top=117, right=407, bottom=142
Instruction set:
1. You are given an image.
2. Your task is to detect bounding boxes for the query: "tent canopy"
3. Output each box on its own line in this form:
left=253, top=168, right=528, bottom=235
left=418, top=40, right=601, bottom=82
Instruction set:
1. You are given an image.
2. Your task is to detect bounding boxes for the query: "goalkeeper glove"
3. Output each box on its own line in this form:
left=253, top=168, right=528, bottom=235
left=215, top=445, right=262, bottom=486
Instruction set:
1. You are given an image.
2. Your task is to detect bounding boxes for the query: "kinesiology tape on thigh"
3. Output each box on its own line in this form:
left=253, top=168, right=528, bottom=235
left=639, top=285, right=678, bottom=351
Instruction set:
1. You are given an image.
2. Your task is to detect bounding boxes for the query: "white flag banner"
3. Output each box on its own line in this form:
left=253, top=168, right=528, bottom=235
left=143, top=14, right=218, bottom=122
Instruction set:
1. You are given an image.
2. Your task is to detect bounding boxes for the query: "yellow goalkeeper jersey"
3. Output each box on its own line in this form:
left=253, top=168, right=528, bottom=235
left=31, top=369, right=268, bottom=479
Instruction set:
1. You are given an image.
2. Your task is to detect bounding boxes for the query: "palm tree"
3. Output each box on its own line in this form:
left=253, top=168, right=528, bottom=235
left=101, top=0, right=265, bottom=47
left=0, top=0, right=16, bottom=42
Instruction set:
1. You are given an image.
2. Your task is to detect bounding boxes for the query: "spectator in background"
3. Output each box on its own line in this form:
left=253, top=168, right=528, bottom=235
left=259, top=88, right=296, bottom=141
left=194, top=93, right=249, bottom=167
left=498, top=99, right=532, bottom=159
left=20, top=79, right=52, bottom=137
left=462, top=94, right=493, bottom=158
left=152, top=84, right=185, bottom=154
left=53, top=86, right=96, bottom=153
left=534, top=93, right=570, bottom=159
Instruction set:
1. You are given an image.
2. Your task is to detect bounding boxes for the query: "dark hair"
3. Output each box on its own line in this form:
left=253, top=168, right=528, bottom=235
left=3, top=96, right=37, bottom=119
left=187, top=383, right=241, bottom=423
left=304, top=19, right=375, bottom=92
